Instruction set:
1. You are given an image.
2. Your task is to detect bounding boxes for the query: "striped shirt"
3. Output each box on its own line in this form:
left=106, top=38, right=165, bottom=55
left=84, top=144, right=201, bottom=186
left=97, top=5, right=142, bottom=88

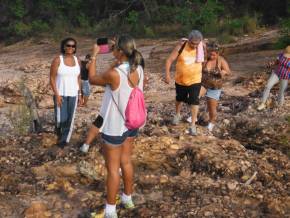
left=275, top=53, right=290, bottom=80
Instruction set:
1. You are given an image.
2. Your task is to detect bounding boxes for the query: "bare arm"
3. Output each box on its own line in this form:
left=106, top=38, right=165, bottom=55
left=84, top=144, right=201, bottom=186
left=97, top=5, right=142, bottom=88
left=220, top=57, right=231, bottom=77
left=267, top=59, right=279, bottom=68
left=50, top=57, right=63, bottom=107
left=143, top=70, right=149, bottom=90
left=165, top=43, right=182, bottom=83
left=89, top=58, right=113, bottom=86
left=77, top=58, right=82, bottom=94
left=49, top=57, right=60, bottom=96
left=88, top=44, right=118, bottom=87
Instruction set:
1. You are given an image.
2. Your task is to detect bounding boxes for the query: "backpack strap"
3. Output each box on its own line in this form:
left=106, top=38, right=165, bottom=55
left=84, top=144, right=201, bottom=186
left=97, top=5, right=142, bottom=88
left=118, top=67, right=141, bottom=88
left=111, top=92, right=125, bottom=121
left=110, top=66, right=139, bottom=122
left=177, top=41, right=187, bottom=58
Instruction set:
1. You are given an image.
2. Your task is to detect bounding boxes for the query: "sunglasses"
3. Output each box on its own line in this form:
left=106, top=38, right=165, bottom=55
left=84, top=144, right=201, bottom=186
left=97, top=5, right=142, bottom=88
left=66, top=44, right=76, bottom=48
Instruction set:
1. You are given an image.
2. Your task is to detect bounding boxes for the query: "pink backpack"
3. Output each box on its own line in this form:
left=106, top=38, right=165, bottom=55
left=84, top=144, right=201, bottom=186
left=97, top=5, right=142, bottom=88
left=112, top=68, right=147, bottom=130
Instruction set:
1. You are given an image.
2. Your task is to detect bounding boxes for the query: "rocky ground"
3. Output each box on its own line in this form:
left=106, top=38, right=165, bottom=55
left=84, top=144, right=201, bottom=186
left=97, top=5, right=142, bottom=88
left=0, top=32, right=289, bottom=218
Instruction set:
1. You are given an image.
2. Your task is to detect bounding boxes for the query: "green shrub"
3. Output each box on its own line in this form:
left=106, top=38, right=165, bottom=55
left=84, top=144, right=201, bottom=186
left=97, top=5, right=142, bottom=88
left=154, top=6, right=176, bottom=24
left=202, top=20, right=220, bottom=36
left=51, top=18, right=70, bottom=41
left=9, top=21, right=32, bottom=37
left=31, top=20, right=49, bottom=32
left=275, top=18, right=290, bottom=49
left=243, top=16, right=258, bottom=33
left=228, top=19, right=244, bottom=35
left=126, top=10, right=139, bottom=30
left=77, top=13, right=90, bottom=28
left=275, top=35, right=290, bottom=49
left=144, top=26, right=155, bottom=38
left=8, top=0, right=26, bottom=18
left=217, top=32, right=236, bottom=44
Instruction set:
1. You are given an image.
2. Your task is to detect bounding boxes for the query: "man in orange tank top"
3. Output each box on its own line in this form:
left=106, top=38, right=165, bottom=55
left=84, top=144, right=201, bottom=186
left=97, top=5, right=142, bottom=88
left=165, top=30, right=203, bottom=136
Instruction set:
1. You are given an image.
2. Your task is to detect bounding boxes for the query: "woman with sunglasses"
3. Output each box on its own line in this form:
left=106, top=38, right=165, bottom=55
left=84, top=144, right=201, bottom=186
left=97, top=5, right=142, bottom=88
left=49, top=37, right=82, bottom=148
left=88, top=35, right=144, bottom=218
left=201, top=42, right=231, bottom=132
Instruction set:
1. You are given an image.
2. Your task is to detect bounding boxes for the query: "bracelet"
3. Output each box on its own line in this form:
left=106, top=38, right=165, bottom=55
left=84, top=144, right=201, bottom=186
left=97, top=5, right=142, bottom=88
left=91, top=56, right=96, bottom=60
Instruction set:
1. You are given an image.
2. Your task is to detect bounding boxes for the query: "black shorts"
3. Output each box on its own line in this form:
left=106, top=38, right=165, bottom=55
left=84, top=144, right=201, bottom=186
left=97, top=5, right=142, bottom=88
left=175, top=83, right=201, bottom=105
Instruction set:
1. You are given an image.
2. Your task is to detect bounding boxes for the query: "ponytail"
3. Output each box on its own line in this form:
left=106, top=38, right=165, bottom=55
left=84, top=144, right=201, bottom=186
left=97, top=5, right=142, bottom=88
left=128, top=49, right=144, bottom=72
left=115, top=35, right=145, bottom=73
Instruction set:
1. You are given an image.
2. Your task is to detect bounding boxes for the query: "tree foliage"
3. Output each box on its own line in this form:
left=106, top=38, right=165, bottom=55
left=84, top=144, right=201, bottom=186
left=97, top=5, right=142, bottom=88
left=0, top=0, right=288, bottom=40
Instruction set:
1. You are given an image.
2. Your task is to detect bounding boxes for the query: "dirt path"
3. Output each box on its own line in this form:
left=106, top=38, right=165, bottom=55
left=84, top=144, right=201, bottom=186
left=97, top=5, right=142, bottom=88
left=0, top=34, right=289, bottom=218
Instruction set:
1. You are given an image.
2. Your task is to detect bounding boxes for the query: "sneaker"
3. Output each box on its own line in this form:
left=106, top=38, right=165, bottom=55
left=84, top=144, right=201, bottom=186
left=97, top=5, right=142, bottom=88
left=122, top=199, right=135, bottom=209
left=207, top=122, right=215, bottom=132
left=257, top=103, right=266, bottom=111
left=91, top=211, right=118, bottom=218
left=189, top=125, right=197, bottom=136
left=80, top=143, right=90, bottom=153
left=186, top=116, right=198, bottom=123
left=172, top=114, right=181, bottom=125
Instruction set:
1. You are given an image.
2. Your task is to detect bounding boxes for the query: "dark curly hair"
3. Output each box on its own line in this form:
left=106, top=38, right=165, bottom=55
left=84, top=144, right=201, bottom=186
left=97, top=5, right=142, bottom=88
left=207, top=41, right=220, bottom=52
left=60, top=37, right=77, bottom=54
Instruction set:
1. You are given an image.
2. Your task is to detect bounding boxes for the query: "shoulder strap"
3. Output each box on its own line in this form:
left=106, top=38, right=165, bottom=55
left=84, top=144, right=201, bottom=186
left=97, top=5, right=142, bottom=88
left=177, top=42, right=187, bottom=58
left=110, top=66, right=135, bottom=122
left=118, top=67, right=140, bottom=87
left=111, top=92, right=125, bottom=121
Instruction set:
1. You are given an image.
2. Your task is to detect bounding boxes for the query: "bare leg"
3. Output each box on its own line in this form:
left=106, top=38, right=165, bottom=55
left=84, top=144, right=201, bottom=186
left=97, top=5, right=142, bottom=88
left=175, top=101, right=182, bottom=115
left=83, top=96, right=89, bottom=106
left=104, top=144, right=122, bottom=204
left=190, top=105, right=199, bottom=126
left=207, top=98, right=218, bottom=123
left=85, top=125, right=99, bottom=145
left=120, top=137, right=134, bottom=195
left=199, top=86, right=207, bottom=98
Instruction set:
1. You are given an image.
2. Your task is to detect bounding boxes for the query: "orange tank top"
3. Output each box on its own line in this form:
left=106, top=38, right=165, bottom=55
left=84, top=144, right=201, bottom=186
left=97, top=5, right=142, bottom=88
left=175, top=43, right=202, bottom=86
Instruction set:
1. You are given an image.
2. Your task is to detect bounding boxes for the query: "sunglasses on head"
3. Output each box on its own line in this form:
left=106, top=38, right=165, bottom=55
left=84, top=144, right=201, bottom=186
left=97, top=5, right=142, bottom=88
left=66, top=44, right=76, bottom=48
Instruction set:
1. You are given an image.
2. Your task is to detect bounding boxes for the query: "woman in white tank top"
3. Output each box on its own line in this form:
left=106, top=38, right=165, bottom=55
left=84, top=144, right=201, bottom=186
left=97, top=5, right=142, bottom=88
left=49, top=37, right=82, bottom=148
left=88, top=35, right=145, bottom=217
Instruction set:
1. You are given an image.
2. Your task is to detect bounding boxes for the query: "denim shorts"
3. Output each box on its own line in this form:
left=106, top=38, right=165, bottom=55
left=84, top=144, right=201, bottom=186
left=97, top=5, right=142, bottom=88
left=82, top=80, right=90, bottom=97
left=101, top=129, right=138, bottom=146
left=206, top=88, right=222, bottom=101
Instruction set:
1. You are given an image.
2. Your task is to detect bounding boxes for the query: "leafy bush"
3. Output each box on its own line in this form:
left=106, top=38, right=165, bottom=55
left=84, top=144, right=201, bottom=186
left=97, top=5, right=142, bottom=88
left=9, top=21, right=32, bottom=37
left=217, top=32, right=236, bottom=44
left=243, top=15, right=259, bottom=33
left=126, top=10, right=139, bottom=31
left=228, top=19, right=244, bottom=35
left=8, top=0, right=26, bottom=18
left=144, top=26, right=155, bottom=38
left=77, top=13, right=90, bottom=28
left=31, top=20, right=49, bottom=32
left=275, top=18, right=290, bottom=49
